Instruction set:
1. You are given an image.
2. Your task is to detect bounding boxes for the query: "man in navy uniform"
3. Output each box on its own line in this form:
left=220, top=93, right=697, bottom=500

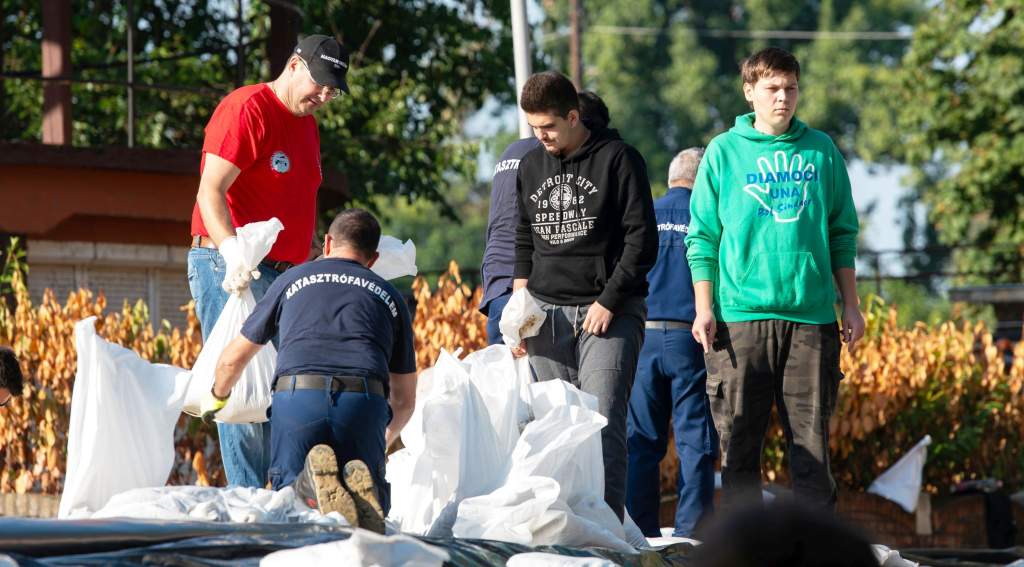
left=201, top=208, right=417, bottom=533
left=625, top=148, right=717, bottom=537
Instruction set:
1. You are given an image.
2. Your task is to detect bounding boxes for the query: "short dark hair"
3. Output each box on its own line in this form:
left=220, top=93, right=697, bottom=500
left=741, top=47, right=801, bottom=85
left=0, top=346, right=24, bottom=398
left=520, top=71, right=579, bottom=118
left=328, top=208, right=381, bottom=257
left=578, top=91, right=610, bottom=130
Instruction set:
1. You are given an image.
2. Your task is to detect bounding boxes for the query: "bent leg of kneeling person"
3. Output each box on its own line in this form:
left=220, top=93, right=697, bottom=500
left=268, top=389, right=332, bottom=490
left=327, top=390, right=392, bottom=515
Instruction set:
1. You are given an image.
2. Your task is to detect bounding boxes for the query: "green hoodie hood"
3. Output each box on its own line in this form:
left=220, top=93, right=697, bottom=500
left=684, top=113, right=859, bottom=324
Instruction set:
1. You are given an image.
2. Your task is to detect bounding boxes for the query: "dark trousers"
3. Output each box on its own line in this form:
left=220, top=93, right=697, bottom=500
left=705, top=320, right=842, bottom=511
left=626, top=327, right=716, bottom=537
left=268, top=387, right=392, bottom=514
left=485, top=291, right=512, bottom=346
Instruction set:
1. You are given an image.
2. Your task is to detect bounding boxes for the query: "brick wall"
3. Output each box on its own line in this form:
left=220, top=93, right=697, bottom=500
left=26, top=240, right=191, bottom=329
left=659, top=490, right=1010, bottom=548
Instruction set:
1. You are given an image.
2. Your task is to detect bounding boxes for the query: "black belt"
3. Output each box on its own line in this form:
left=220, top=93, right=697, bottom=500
left=190, top=235, right=294, bottom=273
left=274, top=374, right=386, bottom=397
left=645, top=320, right=692, bottom=330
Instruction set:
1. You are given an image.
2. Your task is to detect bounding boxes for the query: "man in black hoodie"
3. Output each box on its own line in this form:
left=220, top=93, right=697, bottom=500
left=513, top=71, right=658, bottom=520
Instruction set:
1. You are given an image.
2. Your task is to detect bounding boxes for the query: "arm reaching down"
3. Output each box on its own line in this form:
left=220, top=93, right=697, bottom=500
left=386, top=371, right=417, bottom=449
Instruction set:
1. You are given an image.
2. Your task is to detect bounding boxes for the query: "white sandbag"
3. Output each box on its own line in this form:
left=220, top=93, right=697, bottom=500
left=261, top=529, right=449, bottom=567
left=622, top=510, right=650, bottom=549
left=59, top=317, right=191, bottom=518
left=387, top=346, right=532, bottom=536
left=872, top=545, right=920, bottom=567
left=499, top=288, right=546, bottom=348
left=387, top=349, right=469, bottom=534
left=91, top=485, right=344, bottom=525
left=507, top=552, right=618, bottom=567
left=182, top=218, right=283, bottom=423
left=454, top=383, right=632, bottom=552
left=867, top=435, right=932, bottom=513
left=371, top=235, right=417, bottom=280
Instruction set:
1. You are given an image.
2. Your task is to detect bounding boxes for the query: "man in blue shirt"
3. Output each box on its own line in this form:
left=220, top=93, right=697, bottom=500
left=201, top=208, right=417, bottom=533
left=625, top=147, right=717, bottom=537
left=480, top=92, right=611, bottom=344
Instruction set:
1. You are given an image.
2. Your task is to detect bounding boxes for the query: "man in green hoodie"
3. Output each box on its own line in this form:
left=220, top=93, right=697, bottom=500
left=685, top=47, right=864, bottom=510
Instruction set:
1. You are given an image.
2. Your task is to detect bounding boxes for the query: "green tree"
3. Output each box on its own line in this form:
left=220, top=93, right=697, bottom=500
left=861, top=0, right=1024, bottom=282
left=540, top=0, right=923, bottom=192
left=0, top=1, right=518, bottom=210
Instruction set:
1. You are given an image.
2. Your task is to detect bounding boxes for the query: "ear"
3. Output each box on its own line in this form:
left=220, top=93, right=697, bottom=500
left=323, top=234, right=333, bottom=255
left=567, top=108, right=580, bottom=127
left=365, top=251, right=380, bottom=268
left=742, top=82, right=754, bottom=104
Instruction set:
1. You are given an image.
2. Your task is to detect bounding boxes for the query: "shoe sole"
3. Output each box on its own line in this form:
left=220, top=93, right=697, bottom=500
left=306, top=445, right=359, bottom=527
left=342, top=459, right=385, bottom=534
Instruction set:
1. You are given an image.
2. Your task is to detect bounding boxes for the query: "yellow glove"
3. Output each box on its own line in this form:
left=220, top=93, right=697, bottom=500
left=200, top=387, right=230, bottom=424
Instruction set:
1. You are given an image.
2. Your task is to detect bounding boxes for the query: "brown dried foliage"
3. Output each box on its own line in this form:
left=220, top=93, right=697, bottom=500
left=411, top=260, right=487, bottom=370
left=3, top=263, right=1023, bottom=498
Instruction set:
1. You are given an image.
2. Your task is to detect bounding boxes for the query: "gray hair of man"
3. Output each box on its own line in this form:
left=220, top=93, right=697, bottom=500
left=667, top=147, right=705, bottom=187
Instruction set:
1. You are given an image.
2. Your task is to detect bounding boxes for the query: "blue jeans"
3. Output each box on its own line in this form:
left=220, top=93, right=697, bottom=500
left=269, top=387, right=392, bottom=515
left=484, top=291, right=512, bottom=346
left=187, top=247, right=280, bottom=488
left=626, top=327, right=717, bottom=537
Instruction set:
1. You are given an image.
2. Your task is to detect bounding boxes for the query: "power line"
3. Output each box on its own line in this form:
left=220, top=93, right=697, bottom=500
left=545, top=26, right=912, bottom=42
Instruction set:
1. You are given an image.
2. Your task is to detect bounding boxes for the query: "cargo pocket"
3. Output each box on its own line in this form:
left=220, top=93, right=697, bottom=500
left=705, top=374, right=722, bottom=398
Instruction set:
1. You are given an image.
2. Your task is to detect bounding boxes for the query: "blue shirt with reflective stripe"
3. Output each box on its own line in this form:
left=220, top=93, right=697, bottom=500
left=241, top=258, right=416, bottom=383
left=646, top=187, right=697, bottom=322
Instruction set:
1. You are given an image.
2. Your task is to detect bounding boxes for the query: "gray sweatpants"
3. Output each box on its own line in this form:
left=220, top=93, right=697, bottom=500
left=525, top=296, right=646, bottom=520
left=704, top=319, right=842, bottom=511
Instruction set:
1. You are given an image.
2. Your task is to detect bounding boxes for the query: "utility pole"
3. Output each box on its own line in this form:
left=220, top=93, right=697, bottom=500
left=41, top=0, right=72, bottom=145
left=126, top=0, right=134, bottom=147
left=569, top=0, right=582, bottom=90
left=510, top=0, right=532, bottom=139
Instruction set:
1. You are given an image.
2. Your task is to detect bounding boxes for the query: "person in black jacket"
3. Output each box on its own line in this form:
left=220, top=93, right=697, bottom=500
left=480, top=91, right=612, bottom=345
left=513, top=71, right=658, bottom=520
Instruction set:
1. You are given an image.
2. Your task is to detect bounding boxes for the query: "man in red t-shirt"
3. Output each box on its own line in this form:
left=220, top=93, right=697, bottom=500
left=188, top=34, right=350, bottom=488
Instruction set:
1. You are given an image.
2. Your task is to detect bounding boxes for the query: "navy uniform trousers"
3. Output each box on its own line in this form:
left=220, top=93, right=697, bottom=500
left=626, top=327, right=717, bottom=537
left=268, top=382, right=392, bottom=515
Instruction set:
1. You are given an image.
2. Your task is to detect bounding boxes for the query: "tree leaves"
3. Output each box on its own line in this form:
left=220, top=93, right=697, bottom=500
left=864, top=0, right=1024, bottom=281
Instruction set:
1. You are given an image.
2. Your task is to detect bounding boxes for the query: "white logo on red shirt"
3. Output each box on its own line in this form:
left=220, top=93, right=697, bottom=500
left=270, top=151, right=290, bottom=173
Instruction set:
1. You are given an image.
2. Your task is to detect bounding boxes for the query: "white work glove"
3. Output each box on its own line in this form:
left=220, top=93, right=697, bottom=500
left=219, top=236, right=261, bottom=295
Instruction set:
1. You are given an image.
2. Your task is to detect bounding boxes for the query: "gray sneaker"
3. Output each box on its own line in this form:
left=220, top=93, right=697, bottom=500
left=341, top=459, right=385, bottom=534
left=293, top=444, right=359, bottom=527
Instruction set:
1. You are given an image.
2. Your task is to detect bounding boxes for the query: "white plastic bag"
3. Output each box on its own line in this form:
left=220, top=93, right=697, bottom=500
left=507, top=552, right=618, bottom=567
left=59, top=317, right=191, bottom=518
left=454, top=382, right=632, bottom=552
left=387, top=346, right=532, bottom=536
left=371, top=235, right=417, bottom=280
left=499, top=288, right=546, bottom=348
left=867, top=435, right=932, bottom=513
left=261, top=529, right=449, bottom=567
left=91, top=486, right=344, bottom=525
left=182, top=218, right=283, bottom=423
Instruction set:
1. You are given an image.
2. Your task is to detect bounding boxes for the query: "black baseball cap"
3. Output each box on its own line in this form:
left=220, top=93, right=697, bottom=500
left=294, top=34, right=350, bottom=94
